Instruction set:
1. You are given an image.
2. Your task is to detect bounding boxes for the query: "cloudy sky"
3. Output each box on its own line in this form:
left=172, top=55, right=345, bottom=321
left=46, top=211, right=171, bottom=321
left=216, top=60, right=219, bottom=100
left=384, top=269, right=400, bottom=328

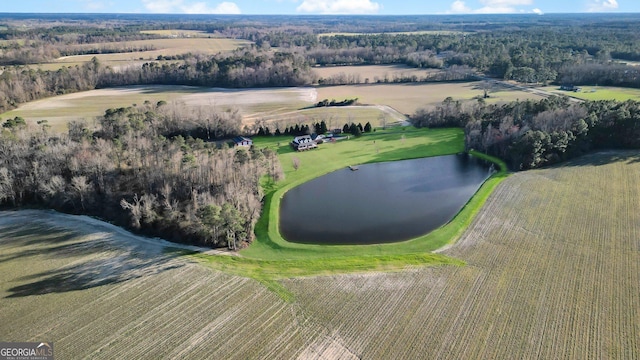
left=1, top=0, right=632, bottom=15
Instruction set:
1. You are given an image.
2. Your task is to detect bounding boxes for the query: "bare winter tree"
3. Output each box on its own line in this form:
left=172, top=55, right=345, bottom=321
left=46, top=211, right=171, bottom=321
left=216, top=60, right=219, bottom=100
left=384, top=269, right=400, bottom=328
left=0, top=167, right=15, bottom=205
left=70, top=175, right=90, bottom=210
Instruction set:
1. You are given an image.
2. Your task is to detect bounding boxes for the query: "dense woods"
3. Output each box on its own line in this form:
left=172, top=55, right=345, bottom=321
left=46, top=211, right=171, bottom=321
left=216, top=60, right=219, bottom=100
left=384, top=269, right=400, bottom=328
left=412, top=96, right=640, bottom=170
left=0, top=103, right=283, bottom=249
left=4, top=14, right=640, bottom=112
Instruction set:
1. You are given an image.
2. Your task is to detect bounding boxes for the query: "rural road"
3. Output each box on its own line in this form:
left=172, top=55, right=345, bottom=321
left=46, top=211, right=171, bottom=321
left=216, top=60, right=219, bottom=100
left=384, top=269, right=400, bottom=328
left=486, top=78, right=585, bottom=103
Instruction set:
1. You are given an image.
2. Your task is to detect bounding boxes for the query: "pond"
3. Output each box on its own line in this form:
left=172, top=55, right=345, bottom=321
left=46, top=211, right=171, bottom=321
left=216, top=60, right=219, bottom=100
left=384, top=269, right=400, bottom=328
left=279, top=154, right=492, bottom=245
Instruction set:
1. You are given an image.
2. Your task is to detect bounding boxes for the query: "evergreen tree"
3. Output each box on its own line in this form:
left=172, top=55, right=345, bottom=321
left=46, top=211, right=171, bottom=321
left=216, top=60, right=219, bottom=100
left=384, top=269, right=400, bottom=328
left=349, top=123, right=362, bottom=136
left=364, top=122, right=372, bottom=132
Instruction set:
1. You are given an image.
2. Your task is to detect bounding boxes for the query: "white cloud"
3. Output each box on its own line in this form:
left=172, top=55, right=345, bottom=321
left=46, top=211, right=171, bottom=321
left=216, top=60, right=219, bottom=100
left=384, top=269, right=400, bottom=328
left=449, top=0, right=534, bottom=14
left=296, top=0, right=381, bottom=14
left=587, top=0, right=618, bottom=12
left=450, top=1, right=471, bottom=13
left=142, top=0, right=241, bottom=14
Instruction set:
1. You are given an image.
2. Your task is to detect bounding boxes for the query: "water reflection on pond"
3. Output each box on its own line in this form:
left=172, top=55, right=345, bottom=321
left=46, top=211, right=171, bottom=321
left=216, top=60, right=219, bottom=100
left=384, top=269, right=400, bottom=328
left=279, top=154, right=492, bottom=245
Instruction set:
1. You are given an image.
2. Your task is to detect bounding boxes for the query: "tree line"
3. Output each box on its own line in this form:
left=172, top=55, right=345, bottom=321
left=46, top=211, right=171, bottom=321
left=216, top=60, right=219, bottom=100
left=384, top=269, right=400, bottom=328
left=0, top=102, right=283, bottom=249
left=412, top=96, right=640, bottom=170
left=0, top=48, right=316, bottom=113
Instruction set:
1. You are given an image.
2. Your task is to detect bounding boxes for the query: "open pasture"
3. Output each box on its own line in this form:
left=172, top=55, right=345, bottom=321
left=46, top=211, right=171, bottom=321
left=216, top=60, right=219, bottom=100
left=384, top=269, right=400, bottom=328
left=541, top=85, right=640, bottom=101
left=313, top=64, right=442, bottom=83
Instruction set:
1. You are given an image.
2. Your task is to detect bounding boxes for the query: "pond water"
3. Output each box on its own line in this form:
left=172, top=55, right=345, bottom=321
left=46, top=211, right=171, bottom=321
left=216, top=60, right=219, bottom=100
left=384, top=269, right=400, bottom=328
left=279, top=154, right=492, bottom=245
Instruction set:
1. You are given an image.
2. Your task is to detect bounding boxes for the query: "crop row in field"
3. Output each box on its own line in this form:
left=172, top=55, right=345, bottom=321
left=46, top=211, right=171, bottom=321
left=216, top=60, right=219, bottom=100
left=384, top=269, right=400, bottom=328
left=284, top=151, right=640, bottom=358
left=0, top=211, right=319, bottom=359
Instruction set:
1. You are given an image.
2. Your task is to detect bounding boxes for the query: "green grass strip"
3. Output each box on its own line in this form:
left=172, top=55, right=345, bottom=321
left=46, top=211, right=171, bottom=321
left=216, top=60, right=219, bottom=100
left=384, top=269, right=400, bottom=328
left=190, top=128, right=509, bottom=301
left=191, top=252, right=465, bottom=302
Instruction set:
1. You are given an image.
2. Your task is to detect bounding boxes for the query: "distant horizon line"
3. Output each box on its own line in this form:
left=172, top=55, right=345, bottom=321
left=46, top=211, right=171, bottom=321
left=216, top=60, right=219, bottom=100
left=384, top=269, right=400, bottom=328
left=0, top=12, right=638, bottom=16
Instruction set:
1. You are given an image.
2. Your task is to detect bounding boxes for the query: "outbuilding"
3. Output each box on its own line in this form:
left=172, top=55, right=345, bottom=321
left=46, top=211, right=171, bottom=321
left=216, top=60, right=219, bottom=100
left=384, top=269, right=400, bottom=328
left=232, top=136, right=253, bottom=147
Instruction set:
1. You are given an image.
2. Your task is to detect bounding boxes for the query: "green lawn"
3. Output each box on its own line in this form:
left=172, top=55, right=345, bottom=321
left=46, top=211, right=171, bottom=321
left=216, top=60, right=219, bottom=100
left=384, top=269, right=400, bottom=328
left=194, top=127, right=508, bottom=287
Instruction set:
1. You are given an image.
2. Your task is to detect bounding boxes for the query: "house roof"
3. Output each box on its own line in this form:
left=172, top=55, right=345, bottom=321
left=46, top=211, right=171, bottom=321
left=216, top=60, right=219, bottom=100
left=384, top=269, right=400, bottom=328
left=233, top=136, right=252, bottom=144
left=293, top=135, right=313, bottom=143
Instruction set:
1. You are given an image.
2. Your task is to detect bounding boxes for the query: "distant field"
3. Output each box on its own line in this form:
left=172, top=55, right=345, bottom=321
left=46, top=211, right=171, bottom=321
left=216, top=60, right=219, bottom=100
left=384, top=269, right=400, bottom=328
left=313, top=64, right=441, bottom=83
left=2, top=86, right=316, bottom=132
left=318, top=82, right=543, bottom=115
left=318, top=30, right=468, bottom=37
left=3, top=82, right=541, bottom=132
left=246, top=105, right=407, bottom=128
left=540, top=85, right=640, bottom=101
left=613, top=58, right=640, bottom=66
left=140, top=29, right=212, bottom=37
left=0, top=39, right=24, bottom=46
left=33, top=37, right=251, bottom=71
